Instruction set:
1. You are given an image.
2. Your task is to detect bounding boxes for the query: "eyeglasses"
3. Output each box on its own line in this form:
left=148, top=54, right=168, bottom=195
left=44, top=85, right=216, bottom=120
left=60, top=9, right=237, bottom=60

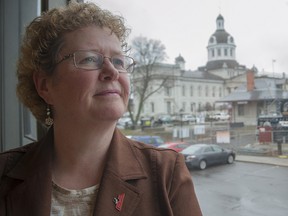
left=56, top=50, right=135, bottom=73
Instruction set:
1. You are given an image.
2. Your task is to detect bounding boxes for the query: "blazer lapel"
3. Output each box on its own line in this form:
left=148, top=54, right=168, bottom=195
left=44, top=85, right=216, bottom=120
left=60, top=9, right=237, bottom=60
left=5, top=129, right=54, bottom=216
left=6, top=172, right=52, bottom=216
left=94, top=129, right=147, bottom=216
left=94, top=171, right=142, bottom=216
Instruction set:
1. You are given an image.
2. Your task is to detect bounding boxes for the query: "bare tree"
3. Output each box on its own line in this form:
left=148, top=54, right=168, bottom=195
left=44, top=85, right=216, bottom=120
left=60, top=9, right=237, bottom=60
left=128, top=36, right=169, bottom=127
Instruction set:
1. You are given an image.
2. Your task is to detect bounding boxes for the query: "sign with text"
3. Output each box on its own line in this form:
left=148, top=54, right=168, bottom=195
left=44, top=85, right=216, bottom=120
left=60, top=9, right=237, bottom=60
left=216, top=131, right=230, bottom=143
left=194, top=125, right=205, bottom=135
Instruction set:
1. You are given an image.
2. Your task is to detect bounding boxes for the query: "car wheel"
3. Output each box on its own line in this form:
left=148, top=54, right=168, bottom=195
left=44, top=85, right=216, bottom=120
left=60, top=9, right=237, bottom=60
left=227, top=155, right=234, bottom=164
left=199, top=160, right=207, bottom=170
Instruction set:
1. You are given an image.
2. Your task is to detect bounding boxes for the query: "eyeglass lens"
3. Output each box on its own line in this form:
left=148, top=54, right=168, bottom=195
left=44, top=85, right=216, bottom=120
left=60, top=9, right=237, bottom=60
left=74, top=51, right=134, bottom=72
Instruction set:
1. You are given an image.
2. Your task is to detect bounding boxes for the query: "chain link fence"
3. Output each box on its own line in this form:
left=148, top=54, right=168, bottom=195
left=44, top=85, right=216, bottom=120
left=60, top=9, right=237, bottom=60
left=147, top=122, right=288, bottom=156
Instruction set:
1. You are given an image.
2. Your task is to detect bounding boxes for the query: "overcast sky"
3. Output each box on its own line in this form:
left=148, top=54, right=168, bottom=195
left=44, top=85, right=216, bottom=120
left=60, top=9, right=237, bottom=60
left=88, top=0, right=288, bottom=74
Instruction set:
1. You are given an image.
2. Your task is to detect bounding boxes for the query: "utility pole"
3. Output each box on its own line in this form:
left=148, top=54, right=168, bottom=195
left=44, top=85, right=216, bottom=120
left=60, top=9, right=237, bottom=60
left=272, top=59, right=276, bottom=77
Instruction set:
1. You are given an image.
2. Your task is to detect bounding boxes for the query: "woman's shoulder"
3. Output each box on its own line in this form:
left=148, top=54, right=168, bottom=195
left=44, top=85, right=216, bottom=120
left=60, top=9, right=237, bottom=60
left=0, top=142, right=37, bottom=176
left=0, top=142, right=37, bottom=158
left=127, top=138, right=183, bottom=166
left=126, top=138, right=191, bottom=190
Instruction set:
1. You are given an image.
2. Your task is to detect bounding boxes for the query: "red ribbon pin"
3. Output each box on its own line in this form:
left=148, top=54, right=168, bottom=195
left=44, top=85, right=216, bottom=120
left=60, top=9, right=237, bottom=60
left=113, top=193, right=125, bottom=211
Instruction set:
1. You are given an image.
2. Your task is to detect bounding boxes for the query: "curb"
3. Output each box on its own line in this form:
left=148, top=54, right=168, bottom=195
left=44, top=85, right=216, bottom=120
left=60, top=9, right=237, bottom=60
left=278, top=155, right=288, bottom=159
left=236, top=154, right=288, bottom=167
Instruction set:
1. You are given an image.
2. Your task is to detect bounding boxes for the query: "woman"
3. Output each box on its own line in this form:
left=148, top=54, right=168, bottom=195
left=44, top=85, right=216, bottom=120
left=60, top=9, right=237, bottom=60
left=0, top=1, right=202, bottom=215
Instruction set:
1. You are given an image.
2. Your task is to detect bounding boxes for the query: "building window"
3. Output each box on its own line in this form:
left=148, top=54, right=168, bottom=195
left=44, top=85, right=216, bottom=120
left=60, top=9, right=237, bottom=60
left=224, top=48, right=228, bottom=56
left=190, top=86, right=193, bottom=96
left=198, top=103, right=202, bottom=112
left=182, top=85, right=185, bottom=96
left=165, top=87, right=171, bottom=96
left=211, top=49, right=215, bottom=57
left=205, top=86, right=209, bottom=97
left=227, top=87, right=231, bottom=94
left=167, top=101, right=171, bottom=114
left=238, top=104, right=245, bottom=116
left=182, top=102, right=186, bottom=112
left=230, top=48, right=233, bottom=56
left=217, top=48, right=221, bottom=56
left=219, top=87, right=222, bottom=97
left=190, top=103, right=195, bottom=112
left=198, top=86, right=202, bottom=96
left=212, top=86, right=216, bottom=97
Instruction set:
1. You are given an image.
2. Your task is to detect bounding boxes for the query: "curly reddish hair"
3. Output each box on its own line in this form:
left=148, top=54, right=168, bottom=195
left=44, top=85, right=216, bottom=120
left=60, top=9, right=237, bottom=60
left=17, top=1, right=130, bottom=124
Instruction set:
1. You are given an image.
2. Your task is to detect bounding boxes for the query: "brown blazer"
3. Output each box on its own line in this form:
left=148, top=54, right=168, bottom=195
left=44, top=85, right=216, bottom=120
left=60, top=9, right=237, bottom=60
left=0, top=128, right=202, bottom=216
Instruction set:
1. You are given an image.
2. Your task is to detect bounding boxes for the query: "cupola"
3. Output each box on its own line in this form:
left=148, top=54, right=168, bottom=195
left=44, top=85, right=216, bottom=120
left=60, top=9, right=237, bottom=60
left=206, top=14, right=239, bottom=70
left=175, top=54, right=185, bottom=70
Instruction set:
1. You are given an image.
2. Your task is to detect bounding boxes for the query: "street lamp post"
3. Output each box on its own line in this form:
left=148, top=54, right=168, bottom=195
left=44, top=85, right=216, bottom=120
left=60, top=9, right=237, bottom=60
left=179, top=109, right=184, bottom=142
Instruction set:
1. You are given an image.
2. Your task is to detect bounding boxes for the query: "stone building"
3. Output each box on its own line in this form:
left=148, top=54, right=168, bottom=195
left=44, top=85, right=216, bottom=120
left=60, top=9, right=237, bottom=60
left=132, top=14, right=248, bottom=119
left=132, top=14, right=288, bottom=126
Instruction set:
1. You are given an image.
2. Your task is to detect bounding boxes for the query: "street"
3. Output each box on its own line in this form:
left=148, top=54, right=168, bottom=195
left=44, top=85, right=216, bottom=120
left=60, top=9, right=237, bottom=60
left=190, top=162, right=288, bottom=216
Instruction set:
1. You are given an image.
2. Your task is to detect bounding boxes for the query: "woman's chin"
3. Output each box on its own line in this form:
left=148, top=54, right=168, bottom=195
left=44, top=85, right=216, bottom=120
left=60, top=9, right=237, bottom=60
left=96, top=108, right=125, bottom=121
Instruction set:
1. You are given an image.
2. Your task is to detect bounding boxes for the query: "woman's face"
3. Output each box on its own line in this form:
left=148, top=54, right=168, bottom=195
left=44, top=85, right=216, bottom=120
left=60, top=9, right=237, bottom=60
left=43, top=26, right=130, bottom=126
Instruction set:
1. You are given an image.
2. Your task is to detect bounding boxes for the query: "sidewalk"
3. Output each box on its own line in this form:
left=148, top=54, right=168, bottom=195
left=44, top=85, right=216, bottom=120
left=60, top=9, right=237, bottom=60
left=236, top=154, right=288, bottom=167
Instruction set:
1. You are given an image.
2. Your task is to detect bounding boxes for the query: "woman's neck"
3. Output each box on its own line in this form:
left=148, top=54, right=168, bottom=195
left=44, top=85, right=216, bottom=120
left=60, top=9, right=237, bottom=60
left=51, top=121, right=116, bottom=189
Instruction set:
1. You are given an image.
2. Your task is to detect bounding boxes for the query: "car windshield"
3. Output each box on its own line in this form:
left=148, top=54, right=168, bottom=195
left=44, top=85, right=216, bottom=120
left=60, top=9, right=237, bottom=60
left=155, top=137, right=165, bottom=144
left=181, top=145, right=204, bottom=154
left=158, top=144, right=169, bottom=148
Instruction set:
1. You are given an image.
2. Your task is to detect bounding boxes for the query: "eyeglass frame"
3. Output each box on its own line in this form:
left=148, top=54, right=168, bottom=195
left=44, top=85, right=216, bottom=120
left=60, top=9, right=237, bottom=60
left=55, top=50, right=135, bottom=73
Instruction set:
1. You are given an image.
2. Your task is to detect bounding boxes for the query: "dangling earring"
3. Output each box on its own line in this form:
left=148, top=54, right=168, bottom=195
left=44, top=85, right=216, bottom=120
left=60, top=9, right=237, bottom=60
left=45, top=105, right=54, bottom=126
